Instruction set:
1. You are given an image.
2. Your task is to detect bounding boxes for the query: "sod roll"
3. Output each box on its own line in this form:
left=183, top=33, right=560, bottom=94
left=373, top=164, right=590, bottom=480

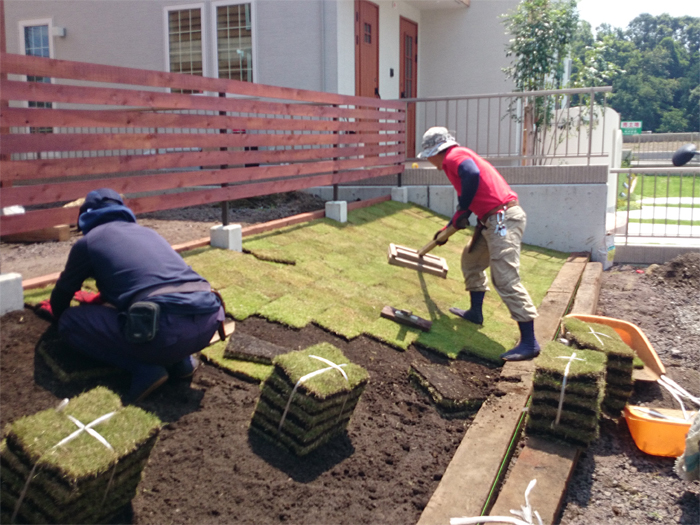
left=561, top=317, right=636, bottom=417
left=250, top=343, right=369, bottom=456
left=0, top=387, right=161, bottom=524
left=527, top=341, right=606, bottom=447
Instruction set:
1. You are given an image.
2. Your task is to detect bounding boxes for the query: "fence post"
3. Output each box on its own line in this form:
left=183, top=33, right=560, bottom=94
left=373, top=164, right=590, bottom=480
left=587, top=87, right=595, bottom=166
left=219, top=92, right=229, bottom=226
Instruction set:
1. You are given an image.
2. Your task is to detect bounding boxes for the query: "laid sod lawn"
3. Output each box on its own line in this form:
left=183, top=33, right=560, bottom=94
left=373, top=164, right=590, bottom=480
left=190, top=201, right=567, bottom=363
left=23, top=201, right=567, bottom=364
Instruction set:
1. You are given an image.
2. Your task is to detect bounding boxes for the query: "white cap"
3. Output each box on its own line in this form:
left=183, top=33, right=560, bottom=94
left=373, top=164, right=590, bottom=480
left=417, top=127, right=459, bottom=158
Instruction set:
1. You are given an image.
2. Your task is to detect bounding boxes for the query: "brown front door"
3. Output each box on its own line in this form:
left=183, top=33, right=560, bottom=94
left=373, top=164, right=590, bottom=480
left=355, top=0, right=379, bottom=99
left=400, top=17, right=417, bottom=157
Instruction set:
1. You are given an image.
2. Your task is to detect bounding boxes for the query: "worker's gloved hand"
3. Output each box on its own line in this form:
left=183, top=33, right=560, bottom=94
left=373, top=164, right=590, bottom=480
left=433, top=227, right=449, bottom=246
left=73, top=290, right=104, bottom=305
left=449, top=209, right=471, bottom=230
left=35, top=300, right=55, bottom=322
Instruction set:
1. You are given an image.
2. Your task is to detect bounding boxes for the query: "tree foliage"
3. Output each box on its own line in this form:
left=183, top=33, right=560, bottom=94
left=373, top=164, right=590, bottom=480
left=571, top=14, right=699, bottom=132
left=501, top=0, right=579, bottom=92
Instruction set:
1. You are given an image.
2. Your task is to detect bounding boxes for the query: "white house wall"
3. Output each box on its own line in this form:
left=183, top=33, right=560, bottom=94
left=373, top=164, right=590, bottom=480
left=336, top=0, right=356, bottom=96
left=419, top=0, right=518, bottom=98
left=4, top=0, right=339, bottom=92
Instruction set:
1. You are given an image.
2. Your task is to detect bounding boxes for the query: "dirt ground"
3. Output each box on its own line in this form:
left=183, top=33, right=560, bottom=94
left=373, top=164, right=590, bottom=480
left=1, top=194, right=699, bottom=524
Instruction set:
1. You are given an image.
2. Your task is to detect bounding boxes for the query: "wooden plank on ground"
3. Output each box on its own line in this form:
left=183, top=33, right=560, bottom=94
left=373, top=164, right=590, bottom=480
left=419, top=256, right=589, bottom=524
left=487, top=260, right=605, bottom=524
left=1, top=225, right=69, bottom=242
left=417, top=377, right=532, bottom=525
left=570, top=262, right=603, bottom=315
left=488, top=437, right=580, bottom=524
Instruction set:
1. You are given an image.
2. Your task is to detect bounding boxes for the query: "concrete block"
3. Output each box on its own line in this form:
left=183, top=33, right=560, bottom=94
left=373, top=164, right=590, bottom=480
left=407, top=186, right=429, bottom=207
left=429, top=186, right=457, bottom=218
left=0, top=273, right=24, bottom=316
left=210, top=224, right=242, bottom=251
left=325, top=201, right=347, bottom=223
left=391, top=187, right=408, bottom=203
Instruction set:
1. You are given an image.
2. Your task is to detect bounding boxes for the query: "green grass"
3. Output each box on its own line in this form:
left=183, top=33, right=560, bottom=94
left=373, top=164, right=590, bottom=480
left=200, top=340, right=273, bottom=383
left=188, top=201, right=567, bottom=363
left=629, top=218, right=700, bottom=226
left=25, top=201, right=568, bottom=364
left=616, top=173, right=700, bottom=211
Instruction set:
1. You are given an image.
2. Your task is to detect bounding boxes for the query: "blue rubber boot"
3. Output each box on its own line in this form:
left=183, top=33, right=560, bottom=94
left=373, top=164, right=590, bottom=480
left=500, top=321, right=541, bottom=361
left=449, top=291, right=485, bottom=325
left=167, top=355, right=201, bottom=380
left=127, top=365, right=169, bottom=404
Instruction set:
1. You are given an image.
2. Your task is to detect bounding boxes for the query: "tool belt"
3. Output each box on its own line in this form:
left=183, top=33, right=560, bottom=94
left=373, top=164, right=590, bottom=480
left=123, top=281, right=228, bottom=344
left=478, top=199, right=519, bottom=227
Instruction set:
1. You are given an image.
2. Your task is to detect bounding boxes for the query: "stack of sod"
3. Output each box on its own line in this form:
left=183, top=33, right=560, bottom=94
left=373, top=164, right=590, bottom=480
left=0, top=387, right=161, bottom=524
left=250, top=343, right=369, bottom=456
left=526, top=341, right=607, bottom=447
left=562, top=317, right=636, bottom=416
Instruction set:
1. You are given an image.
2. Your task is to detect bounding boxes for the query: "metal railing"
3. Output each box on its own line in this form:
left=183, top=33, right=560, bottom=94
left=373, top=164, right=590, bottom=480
left=399, top=86, right=612, bottom=165
left=622, top=132, right=700, bottom=167
left=612, top=167, right=700, bottom=244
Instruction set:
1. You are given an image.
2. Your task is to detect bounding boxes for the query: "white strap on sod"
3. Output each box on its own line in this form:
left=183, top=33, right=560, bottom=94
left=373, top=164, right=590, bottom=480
left=277, top=355, right=348, bottom=433
left=586, top=326, right=613, bottom=347
left=12, top=401, right=118, bottom=523
left=450, top=479, right=543, bottom=525
left=552, top=353, right=585, bottom=426
left=658, top=375, right=700, bottom=409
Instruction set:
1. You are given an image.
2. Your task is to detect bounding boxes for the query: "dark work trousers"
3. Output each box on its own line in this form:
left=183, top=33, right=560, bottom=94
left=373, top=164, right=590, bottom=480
left=58, top=304, right=224, bottom=373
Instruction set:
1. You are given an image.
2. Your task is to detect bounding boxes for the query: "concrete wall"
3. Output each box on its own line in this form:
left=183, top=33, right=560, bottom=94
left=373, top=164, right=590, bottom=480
left=306, top=165, right=611, bottom=257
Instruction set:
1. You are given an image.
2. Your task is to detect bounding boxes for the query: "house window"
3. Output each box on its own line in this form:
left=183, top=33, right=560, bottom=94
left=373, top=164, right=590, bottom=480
left=23, top=24, right=52, bottom=132
left=216, top=3, right=253, bottom=82
left=167, top=7, right=204, bottom=92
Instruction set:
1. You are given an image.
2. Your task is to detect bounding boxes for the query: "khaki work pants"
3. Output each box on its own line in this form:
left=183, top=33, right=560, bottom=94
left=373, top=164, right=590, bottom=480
left=460, top=205, right=538, bottom=323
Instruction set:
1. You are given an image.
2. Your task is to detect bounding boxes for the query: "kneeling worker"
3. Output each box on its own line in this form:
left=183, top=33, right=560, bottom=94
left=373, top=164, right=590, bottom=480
left=417, top=127, right=540, bottom=361
left=40, top=188, right=225, bottom=402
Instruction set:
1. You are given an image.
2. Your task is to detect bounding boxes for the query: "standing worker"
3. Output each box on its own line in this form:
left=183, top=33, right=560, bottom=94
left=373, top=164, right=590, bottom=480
left=37, top=188, right=225, bottom=402
left=417, top=127, right=540, bottom=361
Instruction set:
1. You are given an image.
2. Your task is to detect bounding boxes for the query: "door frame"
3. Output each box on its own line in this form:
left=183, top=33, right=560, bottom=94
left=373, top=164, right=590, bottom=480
left=399, top=16, right=418, bottom=157
left=354, top=0, right=379, bottom=98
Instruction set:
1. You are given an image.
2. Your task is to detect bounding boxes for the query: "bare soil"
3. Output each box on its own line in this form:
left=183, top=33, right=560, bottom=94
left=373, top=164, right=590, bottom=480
left=1, top=194, right=699, bottom=524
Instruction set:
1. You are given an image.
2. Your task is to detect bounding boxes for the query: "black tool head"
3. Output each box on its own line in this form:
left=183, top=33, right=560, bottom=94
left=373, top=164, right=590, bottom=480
left=672, top=143, right=698, bottom=167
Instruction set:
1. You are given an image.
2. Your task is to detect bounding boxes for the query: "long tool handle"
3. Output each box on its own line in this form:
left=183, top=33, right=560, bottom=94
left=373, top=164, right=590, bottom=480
left=417, top=224, right=458, bottom=256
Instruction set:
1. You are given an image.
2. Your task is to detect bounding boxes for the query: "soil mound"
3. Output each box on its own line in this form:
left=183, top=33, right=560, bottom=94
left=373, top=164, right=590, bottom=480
left=647, top=252, right=700, bottom=288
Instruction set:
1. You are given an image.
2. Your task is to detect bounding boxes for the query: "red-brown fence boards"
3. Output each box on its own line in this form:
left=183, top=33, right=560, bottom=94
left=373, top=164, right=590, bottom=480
left=0, top=53, right=405, bottom=236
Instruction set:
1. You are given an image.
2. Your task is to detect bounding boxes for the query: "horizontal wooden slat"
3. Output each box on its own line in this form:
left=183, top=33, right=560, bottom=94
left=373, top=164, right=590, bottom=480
left=1, top=152, right=404, bottom=207
left=0, top=80, right=404, bottom=126
left=2, top=142, right=404, bottom=182
left=0, top=54, right=407, bottom=237
left=129, top=165, right=404, bottom=214
left=0, top=164, right=403, bottom=235
left=1, top=126, right=403, bottom=157
left=1, top=105, right=402, bottom=132
left=1, top=53, right=405, bottom=110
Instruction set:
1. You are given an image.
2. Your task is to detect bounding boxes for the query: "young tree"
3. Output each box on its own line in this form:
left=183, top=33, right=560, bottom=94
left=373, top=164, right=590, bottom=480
left=502, top=0, right=579, bottom=92
left=501, top=0, right=579, bottom=162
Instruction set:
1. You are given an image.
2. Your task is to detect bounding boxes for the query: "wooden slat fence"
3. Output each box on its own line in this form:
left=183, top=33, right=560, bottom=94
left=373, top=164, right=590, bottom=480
left=0, top=53, right=405, bottom=236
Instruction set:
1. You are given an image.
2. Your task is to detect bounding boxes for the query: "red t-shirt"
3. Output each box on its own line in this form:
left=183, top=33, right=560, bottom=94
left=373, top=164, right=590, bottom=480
left=442, top=146, right=518, bottom=220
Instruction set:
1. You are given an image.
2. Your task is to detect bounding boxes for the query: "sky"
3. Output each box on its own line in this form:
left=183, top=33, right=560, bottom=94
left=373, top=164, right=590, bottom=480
left=577, top=0, right=700, bottom=32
